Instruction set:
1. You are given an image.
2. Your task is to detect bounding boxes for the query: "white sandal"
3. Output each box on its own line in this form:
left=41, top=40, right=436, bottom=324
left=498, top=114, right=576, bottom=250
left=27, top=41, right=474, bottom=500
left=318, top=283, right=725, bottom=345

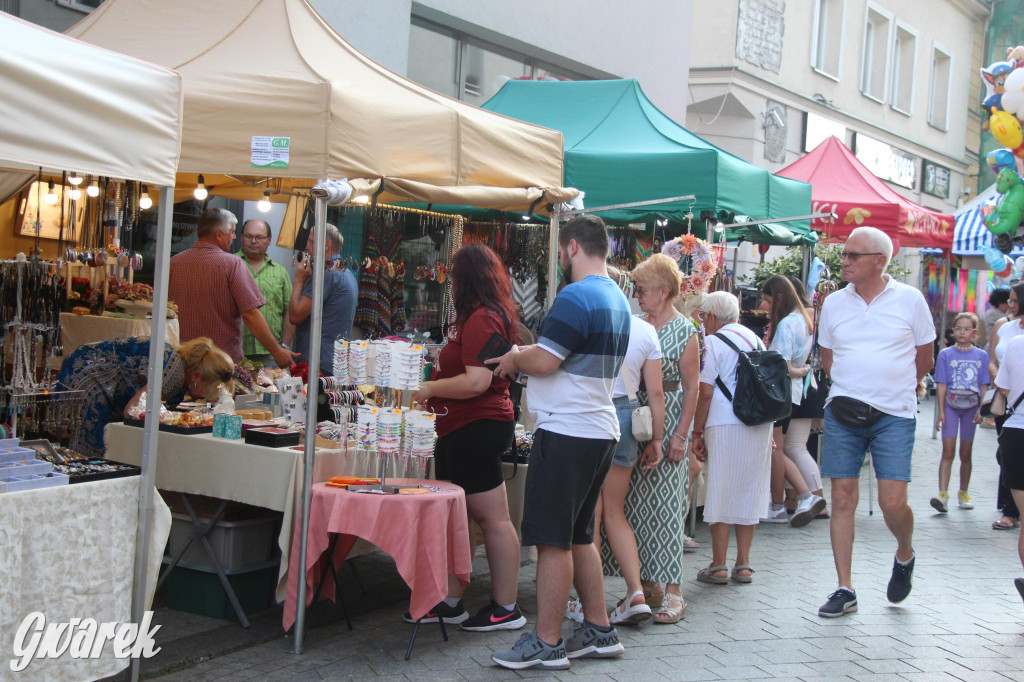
left=608, top=589, right=652, bottom=625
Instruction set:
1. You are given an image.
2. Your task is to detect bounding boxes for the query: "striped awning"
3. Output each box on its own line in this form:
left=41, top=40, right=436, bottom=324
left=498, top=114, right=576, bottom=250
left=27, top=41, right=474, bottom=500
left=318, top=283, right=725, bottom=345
left=954, top=183, right=1024, bottom=256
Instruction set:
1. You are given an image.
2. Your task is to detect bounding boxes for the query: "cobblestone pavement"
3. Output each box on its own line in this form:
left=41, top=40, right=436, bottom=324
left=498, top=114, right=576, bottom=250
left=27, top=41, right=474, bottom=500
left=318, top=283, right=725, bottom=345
left=140, top=400, right=1024, bottom=681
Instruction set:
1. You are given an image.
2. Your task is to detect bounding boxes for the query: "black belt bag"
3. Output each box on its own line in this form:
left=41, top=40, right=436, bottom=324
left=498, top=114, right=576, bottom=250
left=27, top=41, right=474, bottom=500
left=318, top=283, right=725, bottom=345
left=829, top=396, right=884, bottom=427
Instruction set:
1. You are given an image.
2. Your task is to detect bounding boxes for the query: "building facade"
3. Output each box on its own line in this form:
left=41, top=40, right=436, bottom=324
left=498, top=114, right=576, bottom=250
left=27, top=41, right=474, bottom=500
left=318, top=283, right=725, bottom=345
left=686, top=0, right=988, bottom=278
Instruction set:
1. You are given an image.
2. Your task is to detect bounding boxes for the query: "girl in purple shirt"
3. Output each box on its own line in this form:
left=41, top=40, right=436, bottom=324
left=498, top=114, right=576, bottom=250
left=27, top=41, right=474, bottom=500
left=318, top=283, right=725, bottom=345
left=931, top=313, right=991, bottom=513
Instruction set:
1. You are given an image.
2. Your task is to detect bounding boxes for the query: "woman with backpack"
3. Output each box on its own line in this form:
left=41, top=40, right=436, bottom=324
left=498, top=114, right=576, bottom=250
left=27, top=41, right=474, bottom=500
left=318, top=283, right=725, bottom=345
left=690, top=291, right=774, bottom=585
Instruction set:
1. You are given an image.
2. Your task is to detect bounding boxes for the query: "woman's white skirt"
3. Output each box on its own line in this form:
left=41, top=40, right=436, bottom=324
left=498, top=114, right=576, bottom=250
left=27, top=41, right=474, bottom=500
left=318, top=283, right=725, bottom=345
left=703, top=423, right=772, bottom=525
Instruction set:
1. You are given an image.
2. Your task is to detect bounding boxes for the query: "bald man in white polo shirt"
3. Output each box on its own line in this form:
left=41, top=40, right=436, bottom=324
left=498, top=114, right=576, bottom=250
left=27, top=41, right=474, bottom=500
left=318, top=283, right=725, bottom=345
left=815, top=227, right=935, bottom=618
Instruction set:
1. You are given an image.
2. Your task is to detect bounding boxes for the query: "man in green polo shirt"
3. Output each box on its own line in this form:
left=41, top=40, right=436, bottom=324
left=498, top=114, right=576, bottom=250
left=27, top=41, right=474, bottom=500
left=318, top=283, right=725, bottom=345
left=239, top=219, right=294, bottom=366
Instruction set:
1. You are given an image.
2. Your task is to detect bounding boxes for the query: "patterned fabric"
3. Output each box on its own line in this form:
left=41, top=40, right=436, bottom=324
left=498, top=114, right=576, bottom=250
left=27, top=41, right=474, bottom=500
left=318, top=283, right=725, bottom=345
left=56, top=337, right=181, bottom=458
left=239, top=254, right=293, bottom=357
left=168, top=241, right=265, bottom=362
left=602, top=315, right=695, bottom=584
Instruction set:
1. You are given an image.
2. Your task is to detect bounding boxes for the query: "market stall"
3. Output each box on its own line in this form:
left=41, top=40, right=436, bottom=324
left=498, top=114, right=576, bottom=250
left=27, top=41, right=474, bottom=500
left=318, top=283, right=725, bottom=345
left=954, top=183, right=1024, bottom=258
left=0, top=11, right=183, bottom=682
left=60, top=0, right=576, bottom=655
left=776, top=136, right=955, bottom=251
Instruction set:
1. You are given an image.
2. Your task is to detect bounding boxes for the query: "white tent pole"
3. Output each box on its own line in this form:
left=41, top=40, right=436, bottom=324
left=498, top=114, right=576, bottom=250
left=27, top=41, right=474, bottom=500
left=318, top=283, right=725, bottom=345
left=293, top=195, right=327, bottom=654
left=130, top=185, right=173, bottom=682
left=547, top=210, right=561, bottom=309
left=561, top=194, right=696, bottom=216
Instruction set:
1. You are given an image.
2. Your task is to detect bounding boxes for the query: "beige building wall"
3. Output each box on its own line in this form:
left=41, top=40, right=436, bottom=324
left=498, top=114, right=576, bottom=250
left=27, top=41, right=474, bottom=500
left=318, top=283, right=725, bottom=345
left=687, top=0, right=988, bottom=280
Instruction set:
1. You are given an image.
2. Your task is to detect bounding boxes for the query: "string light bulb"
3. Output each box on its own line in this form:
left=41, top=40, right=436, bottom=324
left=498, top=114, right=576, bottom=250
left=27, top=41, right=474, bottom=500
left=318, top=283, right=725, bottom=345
left=257, top=190, right=272, bottom=213
left=68, top=174, right=83, bottom=186
left=68, top=187, right=82, bottom=201
left=44, top=181, right=59, bottom=205
left=352, top=194, right=370, bottom=204
left=194, top=174, right=208, bottom=201
left=86, top=178, right=100, bottom=197
left=139, top=185, right=153, bottom=209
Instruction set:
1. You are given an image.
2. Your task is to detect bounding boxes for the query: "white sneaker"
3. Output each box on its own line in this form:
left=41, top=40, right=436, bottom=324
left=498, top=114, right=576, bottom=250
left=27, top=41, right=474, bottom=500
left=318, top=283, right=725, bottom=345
left=564, top=597, right=584, bottom=623
left=761, top=505, right=789, bottom=524
left=790, top=495, right=827, bottom=528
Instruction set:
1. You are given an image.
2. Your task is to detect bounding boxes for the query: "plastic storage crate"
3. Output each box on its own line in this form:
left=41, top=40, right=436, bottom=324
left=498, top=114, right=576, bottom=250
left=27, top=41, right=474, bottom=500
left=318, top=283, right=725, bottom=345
left=164, top=558, right=279, bottom=620
left=167, top=511, right=280, bottom=570
left=0, top=459, right=52, bottom=477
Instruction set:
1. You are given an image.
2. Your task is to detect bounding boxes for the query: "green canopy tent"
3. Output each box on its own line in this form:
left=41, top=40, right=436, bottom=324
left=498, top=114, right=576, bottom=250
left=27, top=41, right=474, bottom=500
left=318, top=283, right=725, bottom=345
left=481, top=78, right=814, bottom=244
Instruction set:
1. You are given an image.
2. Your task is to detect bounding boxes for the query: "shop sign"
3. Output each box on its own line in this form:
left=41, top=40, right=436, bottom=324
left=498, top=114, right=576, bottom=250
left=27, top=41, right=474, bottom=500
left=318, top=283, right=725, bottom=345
left=854, top=134, right=918, bottom=190
left=922, top=160, right=951, bottom=199
left=251, top=136, right=290, bottom=169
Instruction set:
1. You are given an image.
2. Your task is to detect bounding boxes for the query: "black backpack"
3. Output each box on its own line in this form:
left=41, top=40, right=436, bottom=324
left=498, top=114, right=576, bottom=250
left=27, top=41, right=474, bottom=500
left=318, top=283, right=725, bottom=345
left=714, top=331, right=792, bottom=426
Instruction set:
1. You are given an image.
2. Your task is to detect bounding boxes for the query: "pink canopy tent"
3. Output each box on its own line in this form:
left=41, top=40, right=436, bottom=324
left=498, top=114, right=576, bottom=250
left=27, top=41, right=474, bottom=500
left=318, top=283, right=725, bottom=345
left=776, top=136, right=954, bottom=251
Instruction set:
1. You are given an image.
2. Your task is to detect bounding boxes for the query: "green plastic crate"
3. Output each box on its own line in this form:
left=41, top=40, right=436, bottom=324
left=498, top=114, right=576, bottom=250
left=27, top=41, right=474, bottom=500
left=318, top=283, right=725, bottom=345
left=164, top=559, right=279, bottom=620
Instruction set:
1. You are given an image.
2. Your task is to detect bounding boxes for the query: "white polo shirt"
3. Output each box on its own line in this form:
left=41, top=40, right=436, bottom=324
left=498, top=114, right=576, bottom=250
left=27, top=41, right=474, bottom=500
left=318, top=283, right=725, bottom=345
left=818, top=276, right=936, bottom=418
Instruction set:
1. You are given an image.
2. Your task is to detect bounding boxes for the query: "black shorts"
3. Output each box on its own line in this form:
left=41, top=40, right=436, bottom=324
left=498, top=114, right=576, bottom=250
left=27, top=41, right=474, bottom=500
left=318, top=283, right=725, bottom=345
left=998, top=427, right=1024, bottom=491
left=520, top=428, right=615, bottom=549
left=434, top=418, right=514, bottom=495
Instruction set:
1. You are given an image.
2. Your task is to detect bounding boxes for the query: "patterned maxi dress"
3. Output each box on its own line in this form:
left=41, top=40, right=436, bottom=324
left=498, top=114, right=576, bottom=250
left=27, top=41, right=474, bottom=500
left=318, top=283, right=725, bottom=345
left=602, top=314, right=695, bottom=584
left=56, top=337, right=183, bottom=458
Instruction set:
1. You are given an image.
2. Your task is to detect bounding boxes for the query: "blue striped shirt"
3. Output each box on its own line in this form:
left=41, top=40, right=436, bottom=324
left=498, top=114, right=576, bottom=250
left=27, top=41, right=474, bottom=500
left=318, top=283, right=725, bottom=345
left=526, top=275, right=631, bottom=439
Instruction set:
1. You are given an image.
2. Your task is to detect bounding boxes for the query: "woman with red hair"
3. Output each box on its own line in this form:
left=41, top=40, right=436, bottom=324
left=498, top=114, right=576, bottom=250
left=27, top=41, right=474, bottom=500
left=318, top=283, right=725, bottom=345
left=411, top=243, right=526, bottom=632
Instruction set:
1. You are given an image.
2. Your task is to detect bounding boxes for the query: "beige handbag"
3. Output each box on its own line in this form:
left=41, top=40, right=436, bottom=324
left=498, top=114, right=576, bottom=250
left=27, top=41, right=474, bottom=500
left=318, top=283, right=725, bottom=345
left=625, top=369, right=654, bottom=441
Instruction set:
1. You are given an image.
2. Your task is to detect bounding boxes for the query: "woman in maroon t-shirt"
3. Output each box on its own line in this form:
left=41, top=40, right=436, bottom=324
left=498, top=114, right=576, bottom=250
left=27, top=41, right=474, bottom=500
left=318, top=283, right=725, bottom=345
left=410, top=244, right=525, bottom=631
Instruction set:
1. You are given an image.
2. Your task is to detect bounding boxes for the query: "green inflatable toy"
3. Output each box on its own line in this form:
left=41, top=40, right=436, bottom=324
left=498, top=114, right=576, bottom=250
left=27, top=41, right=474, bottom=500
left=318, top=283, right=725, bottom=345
left=986, top=167, right=1024, bottom=235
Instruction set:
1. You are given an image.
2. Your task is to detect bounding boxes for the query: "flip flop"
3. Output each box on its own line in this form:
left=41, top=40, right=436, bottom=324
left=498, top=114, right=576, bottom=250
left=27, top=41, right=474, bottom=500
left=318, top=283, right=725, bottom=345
left=696, top=564, right=728, bottom=584
left=731, top=564, right=755, bottom=584
left=993, top=517, right=1021, bottom=530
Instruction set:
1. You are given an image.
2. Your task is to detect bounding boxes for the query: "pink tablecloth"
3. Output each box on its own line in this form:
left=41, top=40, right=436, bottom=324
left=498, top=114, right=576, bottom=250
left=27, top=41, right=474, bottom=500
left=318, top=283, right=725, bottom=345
left=282, top=479, right=472, bottom=630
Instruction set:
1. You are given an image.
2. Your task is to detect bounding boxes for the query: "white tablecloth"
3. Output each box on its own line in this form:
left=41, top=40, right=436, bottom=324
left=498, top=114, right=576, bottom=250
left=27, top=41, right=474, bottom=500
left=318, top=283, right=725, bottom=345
left=60, top=312, right=179, bottom=358
left=102, top=424, right=428, bottom=603
left=0, top=476, right=170, bottom=682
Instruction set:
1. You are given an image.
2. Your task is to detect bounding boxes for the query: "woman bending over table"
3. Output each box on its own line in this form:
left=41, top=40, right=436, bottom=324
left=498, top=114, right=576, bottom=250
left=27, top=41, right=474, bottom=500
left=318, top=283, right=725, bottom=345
left=56, top=336, right=234, bottom=458
left=411, top=244, right=526, bottom=632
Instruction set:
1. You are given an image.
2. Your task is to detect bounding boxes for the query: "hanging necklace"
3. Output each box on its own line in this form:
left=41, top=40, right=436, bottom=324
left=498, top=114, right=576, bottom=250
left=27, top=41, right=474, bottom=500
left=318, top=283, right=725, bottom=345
left=648, top=307, right=679, bottom=330
left=954, top=342, right=974, bottom=351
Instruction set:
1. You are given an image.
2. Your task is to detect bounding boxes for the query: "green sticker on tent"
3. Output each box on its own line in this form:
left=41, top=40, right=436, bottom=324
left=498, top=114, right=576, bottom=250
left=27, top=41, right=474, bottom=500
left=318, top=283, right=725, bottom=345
left=251, top=136, right=289, bottom=169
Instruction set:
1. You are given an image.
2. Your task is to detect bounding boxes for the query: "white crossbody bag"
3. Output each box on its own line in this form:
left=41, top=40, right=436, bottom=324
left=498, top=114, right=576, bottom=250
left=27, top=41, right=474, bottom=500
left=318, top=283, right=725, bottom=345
left=625, top=368, right=654, bottom=441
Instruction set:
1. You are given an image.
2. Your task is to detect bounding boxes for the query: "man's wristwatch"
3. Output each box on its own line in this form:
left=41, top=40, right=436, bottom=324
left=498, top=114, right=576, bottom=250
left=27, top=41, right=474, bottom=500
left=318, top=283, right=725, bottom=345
left=280, top=343, right=290, bottom=350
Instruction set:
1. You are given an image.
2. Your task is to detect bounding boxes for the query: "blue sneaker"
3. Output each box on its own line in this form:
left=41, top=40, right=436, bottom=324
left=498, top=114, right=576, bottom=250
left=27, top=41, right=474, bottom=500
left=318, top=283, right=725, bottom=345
left=491, top=630, right=569, bottom=670
left=887, top=554, right=914, bottom=604
left=818, top=588, right=857, bottom=617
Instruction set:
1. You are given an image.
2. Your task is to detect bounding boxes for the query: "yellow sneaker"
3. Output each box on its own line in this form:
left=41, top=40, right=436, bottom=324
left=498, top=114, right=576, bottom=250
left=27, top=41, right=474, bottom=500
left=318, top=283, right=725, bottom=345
left=958, top=491, right=974, bottom=510
left=930, top=491, right=949, bottom=513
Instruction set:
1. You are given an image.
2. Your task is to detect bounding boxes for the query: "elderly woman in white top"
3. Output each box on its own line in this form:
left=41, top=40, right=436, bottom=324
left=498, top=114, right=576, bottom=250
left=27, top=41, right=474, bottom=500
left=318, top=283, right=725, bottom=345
left=690, top=291, right=773, bottom=584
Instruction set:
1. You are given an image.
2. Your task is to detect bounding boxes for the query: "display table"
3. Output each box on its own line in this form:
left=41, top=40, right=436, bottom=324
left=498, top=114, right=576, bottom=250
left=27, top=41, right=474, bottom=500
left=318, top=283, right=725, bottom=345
left=0, top=476, right=170, bottom=682
left=60, top=312, right=179, bottom=359
left=282, top=479, right=472, bottom=631
left=103, top=424, right=429, bottom=603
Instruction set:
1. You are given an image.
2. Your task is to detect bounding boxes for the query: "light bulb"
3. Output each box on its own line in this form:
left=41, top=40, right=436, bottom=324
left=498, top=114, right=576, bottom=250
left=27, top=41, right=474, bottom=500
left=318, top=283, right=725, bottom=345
left=257, top=190, right=272, bottom=213
left=68, top=174, right=83, bottom=186
left=44, top=181, right=58, bottom=205
left=522, top=215, right=531, bottom=221
left=69, top=188, right=82, bottom=201
left=713, top=221, right=725, bottom=233
left=139, top=185, right=153, bottom=210
left=352, top=195, right=370, bottom=204
left=86, top=180, right=100, bottom=197
left=194, top=174, right=208, bottom=201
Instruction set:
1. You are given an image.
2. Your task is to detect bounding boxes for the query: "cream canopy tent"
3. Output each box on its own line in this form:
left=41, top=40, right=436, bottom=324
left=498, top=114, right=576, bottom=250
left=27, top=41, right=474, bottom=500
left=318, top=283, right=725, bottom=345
left=66, top=0, right=574, bottom=653
left=0, top=12, right=183, bottom=682
left=0, top=12, right=181, bottom=197
left=64, top=0, right=574, bottom=212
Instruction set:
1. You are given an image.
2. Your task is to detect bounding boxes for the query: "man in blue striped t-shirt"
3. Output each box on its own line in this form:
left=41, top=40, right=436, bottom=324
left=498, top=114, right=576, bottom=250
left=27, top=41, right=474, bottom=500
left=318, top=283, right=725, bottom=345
left=489, top=215, right=631, bottom=670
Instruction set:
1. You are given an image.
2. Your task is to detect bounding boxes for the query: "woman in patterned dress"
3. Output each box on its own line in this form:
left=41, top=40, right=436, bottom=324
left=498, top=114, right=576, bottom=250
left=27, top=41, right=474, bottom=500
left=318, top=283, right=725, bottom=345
left=607, top=254, right=700, bottom=624
left=56, top=336, right=234, bottom=458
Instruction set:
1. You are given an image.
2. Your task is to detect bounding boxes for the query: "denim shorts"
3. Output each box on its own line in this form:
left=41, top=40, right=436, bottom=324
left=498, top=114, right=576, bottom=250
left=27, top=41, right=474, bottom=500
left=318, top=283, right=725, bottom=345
left=612, top=396, right=640, bottom=467
left=821, top=404, right=916, bottom=482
